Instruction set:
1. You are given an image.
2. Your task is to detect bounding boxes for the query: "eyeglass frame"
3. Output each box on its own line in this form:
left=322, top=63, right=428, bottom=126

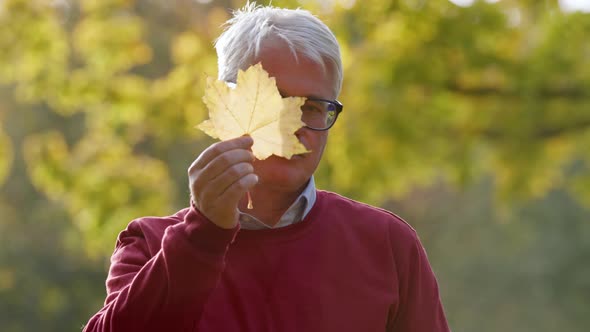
left=301, top=97, right=344, bottom=131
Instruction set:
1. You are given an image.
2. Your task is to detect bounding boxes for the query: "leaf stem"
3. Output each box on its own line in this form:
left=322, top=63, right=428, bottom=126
left=247, top=191, right=253, bottom=209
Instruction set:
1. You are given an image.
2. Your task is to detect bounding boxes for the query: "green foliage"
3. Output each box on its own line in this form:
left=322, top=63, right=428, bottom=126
left=23, top=131, right=174, bottom=256
left=0, top=125, right=12, bottom=185
left=316, top=0, right=590, bottom=203
left=0, top=0, right=217, bottom=256
left=0, top=0, right=68, bottom=104
left=390, top=181, right=590, bottom=332
left=1, top=0, right=589, bottom=331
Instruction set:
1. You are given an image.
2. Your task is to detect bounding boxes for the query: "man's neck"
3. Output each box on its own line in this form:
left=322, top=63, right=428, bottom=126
left=239, top=181, right=308, bottom=227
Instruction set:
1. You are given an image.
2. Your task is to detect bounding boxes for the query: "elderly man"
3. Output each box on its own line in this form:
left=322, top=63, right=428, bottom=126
left=84, top=3, right=450, bottom=332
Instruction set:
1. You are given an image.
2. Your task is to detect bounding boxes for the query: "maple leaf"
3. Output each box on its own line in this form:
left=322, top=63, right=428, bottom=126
left=197, top=63, right=309, bottom=160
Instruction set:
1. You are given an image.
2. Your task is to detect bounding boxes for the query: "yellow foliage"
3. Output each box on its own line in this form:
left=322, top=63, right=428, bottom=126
left=1, top=0, right=590, bottom=260
left=23, top=131, right=174, bottom=257
left=172, top=32, right=205, bottom=64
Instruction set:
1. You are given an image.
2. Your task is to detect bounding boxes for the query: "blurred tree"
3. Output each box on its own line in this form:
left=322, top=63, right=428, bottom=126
left=317, top=0, right=590, bottom=205
left=0, top=0, right=589, bottom=331
left=386, top=180, right=590, bottom=332
left=1, top=0, right=589, bottom=252
left=0, top=123, right=12, bottom=186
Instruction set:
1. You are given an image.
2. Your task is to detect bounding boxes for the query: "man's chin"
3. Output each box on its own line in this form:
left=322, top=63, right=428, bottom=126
left=254, top=158, right=307, bottom=184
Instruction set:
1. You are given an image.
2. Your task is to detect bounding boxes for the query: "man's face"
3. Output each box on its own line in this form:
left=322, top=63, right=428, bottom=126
left=250, top=40, right=339, bottom=194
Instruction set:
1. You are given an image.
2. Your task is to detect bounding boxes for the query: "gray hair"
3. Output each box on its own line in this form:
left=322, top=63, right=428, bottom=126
left=214, top=2, right=343, bottom=95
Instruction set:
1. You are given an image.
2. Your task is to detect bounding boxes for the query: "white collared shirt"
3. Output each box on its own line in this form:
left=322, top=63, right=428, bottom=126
left=238, top=177, right=317, bottom=230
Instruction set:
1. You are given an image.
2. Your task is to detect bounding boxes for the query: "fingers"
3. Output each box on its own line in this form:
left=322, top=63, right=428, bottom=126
left=192, top=149, right=254, bottom=192
left=210, top=162, right=254, bottom=193
left=198, top=170, right=258, bottom=215
left=218, top=173, right=258, bottom=205
left=187, top=136, right=257, bottom=229
left=192, top=136, right=253, bottom=170
left=196, top=161, right=255, bottom=204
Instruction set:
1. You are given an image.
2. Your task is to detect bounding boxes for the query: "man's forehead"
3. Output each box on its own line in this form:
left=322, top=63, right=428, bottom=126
left=279, top=90, right=324, bottom=99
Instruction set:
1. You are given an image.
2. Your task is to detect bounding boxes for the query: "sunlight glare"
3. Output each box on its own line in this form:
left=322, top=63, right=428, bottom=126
left=560, top=0, right=590, bottom=12
left=448, top=0, right=475, bottom=7
left=448, top=0, right=501, bottom=7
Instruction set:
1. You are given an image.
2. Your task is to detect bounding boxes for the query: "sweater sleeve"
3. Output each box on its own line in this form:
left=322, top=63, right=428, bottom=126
left=83, top=206, right=239, bottom=332
left=387, top=224, right=450, bottom=332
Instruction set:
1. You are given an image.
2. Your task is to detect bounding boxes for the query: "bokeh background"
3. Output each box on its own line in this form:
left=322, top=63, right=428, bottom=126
left=1, top=0, right=590, bottom=331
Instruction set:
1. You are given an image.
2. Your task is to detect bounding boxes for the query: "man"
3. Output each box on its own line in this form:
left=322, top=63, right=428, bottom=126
left=84, top=3, right=450, bottom=332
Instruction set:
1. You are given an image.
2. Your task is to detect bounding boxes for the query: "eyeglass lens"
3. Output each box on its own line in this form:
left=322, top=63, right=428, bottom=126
left=301, top=100, right=337, bottom=129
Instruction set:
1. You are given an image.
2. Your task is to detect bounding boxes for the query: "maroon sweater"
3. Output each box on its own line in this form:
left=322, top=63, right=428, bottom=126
left=84, top=190, right=449, bottom=332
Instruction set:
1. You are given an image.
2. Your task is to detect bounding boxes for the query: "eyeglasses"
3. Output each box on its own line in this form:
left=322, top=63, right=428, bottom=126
left=300, top=98, right=343, bottom=131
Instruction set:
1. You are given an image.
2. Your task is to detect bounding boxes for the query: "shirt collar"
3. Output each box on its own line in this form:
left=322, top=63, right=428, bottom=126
left=239, top=176, right=317, bottom=230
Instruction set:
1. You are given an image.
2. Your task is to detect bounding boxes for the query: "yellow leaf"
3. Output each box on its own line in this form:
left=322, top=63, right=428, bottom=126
left=198, top=63, right=308, bottom=160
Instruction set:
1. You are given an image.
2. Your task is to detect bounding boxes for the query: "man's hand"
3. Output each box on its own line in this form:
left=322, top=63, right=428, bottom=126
left=188, top=136, right=258, bottom=229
